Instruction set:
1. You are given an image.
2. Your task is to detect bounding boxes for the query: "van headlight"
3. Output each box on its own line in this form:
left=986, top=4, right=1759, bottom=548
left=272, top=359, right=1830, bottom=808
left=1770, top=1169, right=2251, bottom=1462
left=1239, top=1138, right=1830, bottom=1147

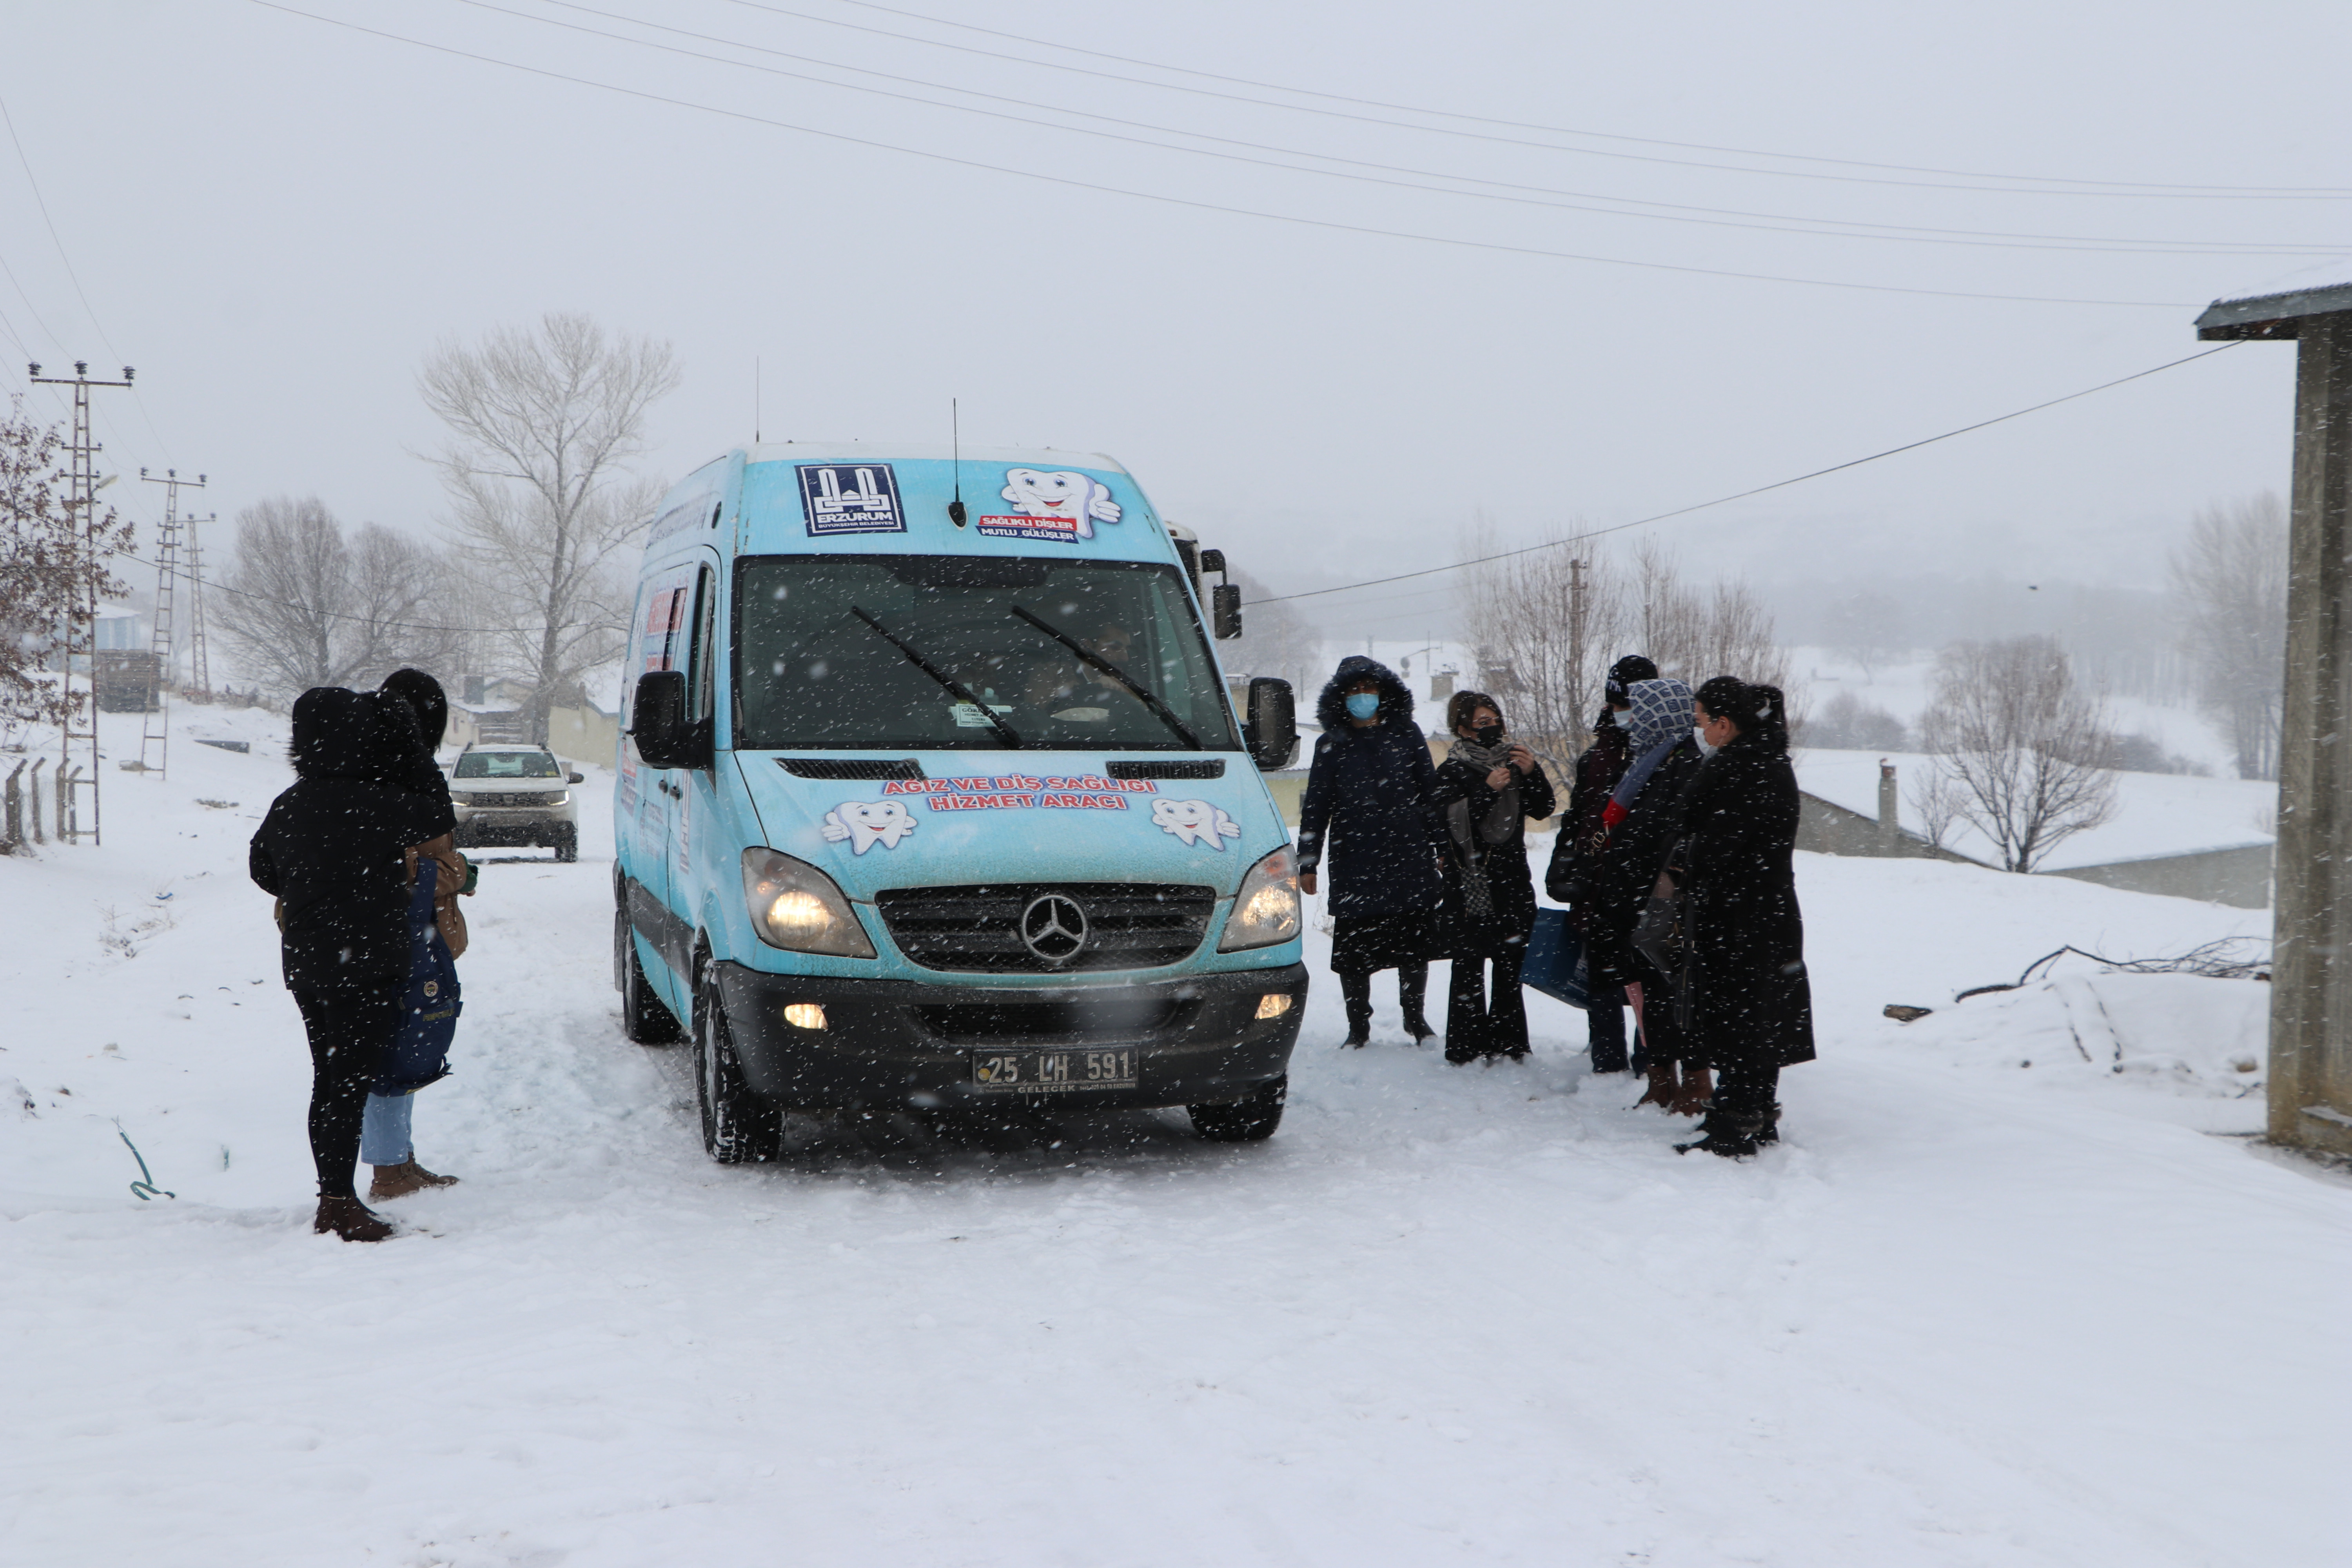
left=741, top=848, right=876, bottom=958
left=1218, top=845, right=1302, bottom=951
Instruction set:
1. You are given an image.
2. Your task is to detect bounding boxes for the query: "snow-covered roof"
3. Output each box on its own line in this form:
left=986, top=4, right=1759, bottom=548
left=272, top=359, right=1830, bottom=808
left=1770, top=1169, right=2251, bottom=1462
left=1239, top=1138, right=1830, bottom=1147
left=1796, top=749, right=2275, bottom=871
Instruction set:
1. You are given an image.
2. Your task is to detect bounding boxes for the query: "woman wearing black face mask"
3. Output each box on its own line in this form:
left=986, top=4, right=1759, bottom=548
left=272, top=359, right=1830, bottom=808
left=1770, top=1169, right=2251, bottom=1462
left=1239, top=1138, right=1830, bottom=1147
left=1670, top=677, right=1814, bottom=1157
left=1432, top=692, right=1555, bottom=1062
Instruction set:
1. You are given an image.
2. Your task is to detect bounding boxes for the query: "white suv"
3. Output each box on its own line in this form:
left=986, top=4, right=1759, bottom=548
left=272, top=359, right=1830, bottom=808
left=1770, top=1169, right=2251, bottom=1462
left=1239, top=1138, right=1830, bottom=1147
left=449, top=744, right=583, bottom=861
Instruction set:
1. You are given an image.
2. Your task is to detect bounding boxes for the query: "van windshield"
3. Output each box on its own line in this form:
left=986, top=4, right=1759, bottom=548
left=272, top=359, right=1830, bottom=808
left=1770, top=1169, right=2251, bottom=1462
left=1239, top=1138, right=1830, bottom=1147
left=733, top=555, right=1241, bottom=752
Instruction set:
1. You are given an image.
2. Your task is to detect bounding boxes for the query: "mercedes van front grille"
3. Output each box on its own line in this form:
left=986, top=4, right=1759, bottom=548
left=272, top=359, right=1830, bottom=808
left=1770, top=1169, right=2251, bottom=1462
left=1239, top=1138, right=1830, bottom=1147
left=874, top=882, right=1215, bottom=973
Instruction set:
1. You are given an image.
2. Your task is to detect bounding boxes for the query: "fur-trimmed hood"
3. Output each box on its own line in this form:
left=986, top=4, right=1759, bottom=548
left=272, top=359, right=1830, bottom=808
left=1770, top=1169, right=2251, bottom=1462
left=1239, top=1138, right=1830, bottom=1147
left=1314, top=655, right=1417, bottom=734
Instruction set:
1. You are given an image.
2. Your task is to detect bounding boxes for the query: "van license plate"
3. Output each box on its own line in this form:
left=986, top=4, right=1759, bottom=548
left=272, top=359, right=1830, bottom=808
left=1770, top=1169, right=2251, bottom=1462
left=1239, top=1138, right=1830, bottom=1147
left=971, top=1048, right=1138, bottom=1093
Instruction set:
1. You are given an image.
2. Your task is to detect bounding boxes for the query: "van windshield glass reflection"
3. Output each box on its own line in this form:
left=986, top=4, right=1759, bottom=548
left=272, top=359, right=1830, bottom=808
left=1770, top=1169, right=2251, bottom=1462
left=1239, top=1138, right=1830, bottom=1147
left=732, top=556, right=1239, bottom=751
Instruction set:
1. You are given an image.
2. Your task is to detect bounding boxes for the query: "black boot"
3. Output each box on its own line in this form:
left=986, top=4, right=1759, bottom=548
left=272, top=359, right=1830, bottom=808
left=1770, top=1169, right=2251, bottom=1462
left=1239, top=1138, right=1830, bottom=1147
left=1340, top=971, right=1373, bottom=1048
left=1752, top=1103, right=1783, bottom=1147
left=1397, top=964, right=1436, bottom=1044
left=1675, top=1100, right=1770, bottom=1159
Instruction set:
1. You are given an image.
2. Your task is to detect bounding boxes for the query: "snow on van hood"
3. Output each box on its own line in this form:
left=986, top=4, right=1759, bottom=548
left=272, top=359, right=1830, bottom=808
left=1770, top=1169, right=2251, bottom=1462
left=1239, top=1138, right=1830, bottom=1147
left=734, top=752, right=1287, bottom=899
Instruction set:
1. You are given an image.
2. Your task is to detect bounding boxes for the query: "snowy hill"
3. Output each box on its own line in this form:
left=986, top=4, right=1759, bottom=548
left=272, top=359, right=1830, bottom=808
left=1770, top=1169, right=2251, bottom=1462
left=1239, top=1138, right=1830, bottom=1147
left=0, top=701, right=2342, bottom=1566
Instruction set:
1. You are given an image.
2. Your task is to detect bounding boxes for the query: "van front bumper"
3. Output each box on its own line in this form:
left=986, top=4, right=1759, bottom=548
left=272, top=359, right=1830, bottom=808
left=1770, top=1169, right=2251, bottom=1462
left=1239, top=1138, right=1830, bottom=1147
left=710, top=960, right=1307, bottom=1112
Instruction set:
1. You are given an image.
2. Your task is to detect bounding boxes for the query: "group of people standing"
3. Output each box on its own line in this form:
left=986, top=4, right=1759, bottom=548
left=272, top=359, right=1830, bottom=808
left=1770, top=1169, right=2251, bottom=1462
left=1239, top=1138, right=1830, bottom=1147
left=249, top=670, right=472, bottom=1242
left=1296, top=652, right=1812, bottom=1158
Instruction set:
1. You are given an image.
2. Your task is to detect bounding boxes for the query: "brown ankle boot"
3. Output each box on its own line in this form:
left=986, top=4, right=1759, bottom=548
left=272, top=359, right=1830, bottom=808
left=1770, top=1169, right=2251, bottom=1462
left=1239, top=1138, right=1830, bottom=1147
left=369, top=1159, right=461, bottom=1200
left=314, top=1194, right=395, bottom=1242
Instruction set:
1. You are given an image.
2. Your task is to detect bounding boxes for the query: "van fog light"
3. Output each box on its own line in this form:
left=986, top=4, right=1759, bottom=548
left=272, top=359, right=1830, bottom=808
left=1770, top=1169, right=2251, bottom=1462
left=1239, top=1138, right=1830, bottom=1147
left=1255, top=993, right=1293, bottom=1020
left=783, top=1002, right=828, bottom=1031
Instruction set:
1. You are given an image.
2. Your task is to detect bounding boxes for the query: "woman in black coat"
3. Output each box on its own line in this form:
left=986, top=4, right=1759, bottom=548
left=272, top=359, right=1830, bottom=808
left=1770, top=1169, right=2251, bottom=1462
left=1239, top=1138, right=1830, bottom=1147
left=1673, top=677, right=1815, bottom=1158
left=1432, top=691, right=1555, bottom=1062
left=1545, top=653, right=1657, bottom=1072
left=1297, top=656, right=1445, bottom=1047
left=250, top=689, right=448, bottom=1241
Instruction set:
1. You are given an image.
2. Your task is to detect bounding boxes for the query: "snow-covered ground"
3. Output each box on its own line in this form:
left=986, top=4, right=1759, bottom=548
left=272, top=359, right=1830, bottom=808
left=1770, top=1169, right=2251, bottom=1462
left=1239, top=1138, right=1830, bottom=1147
left=3, top=704, right=2345, bottom=1566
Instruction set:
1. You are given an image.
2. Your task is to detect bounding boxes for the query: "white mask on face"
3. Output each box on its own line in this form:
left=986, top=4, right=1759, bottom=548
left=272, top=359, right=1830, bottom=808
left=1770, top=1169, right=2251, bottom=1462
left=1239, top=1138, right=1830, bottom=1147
left=1694, top=725, right=1718, bottom=757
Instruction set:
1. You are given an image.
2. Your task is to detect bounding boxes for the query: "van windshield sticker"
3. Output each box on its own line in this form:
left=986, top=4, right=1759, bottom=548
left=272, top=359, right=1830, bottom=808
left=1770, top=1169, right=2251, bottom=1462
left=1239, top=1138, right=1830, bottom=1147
left=987, top=469, right=1122, bottom=541
left=797, top=464, right=906, bottom=535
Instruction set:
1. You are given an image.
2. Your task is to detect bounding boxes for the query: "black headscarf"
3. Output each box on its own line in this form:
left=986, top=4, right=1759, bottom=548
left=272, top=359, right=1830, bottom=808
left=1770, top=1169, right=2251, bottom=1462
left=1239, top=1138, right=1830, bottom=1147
left=380, top=668, right=448, bottom=752
left=1694, top=677, right=1791, bottom=755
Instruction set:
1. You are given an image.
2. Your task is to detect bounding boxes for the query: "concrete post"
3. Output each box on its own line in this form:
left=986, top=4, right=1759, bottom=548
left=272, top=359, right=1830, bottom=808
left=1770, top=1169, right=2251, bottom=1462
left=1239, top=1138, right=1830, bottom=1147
left=1877, top=760, right=1900, bottom=857
left=2271, top=310, right=2352, bottom=1153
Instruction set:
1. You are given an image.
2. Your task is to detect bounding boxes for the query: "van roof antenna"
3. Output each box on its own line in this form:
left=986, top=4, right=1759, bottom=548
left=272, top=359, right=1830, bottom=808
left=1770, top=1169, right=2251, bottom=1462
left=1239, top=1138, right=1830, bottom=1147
left=948, top=397, right=967, bottom=526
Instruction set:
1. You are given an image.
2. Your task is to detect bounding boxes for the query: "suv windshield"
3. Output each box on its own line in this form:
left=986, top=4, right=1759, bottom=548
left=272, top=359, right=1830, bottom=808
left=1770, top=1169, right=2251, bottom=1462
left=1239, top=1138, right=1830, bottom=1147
left=456, top=750, right=563, bottom=779
left=733, top=555, right=1240, bottom=752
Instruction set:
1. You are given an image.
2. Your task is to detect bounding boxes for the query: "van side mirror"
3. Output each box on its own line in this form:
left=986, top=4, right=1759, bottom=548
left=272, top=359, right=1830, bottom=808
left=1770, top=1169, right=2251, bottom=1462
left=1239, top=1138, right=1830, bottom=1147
left=630, top=670, right=709, bottom=769
left=1212, top=583, right=1243, bottom=640
left=1243, top=677, right=1296, bottom=771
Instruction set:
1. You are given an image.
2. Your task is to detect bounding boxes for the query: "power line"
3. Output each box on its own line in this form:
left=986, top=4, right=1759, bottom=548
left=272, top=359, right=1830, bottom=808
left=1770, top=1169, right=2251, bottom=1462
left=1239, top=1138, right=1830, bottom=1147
left=488, top=0, right=2348, bottom=259
left=244, top=2, right=2199, bottom=309
left=742, top=0, right=2352, bottom=200
left=1249, top=343, right=2245, bottom=607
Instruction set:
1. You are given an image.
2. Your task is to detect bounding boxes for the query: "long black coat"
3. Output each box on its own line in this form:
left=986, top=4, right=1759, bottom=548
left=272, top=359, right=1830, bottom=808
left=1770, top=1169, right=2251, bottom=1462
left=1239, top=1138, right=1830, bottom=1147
left=1296, top=657, right=1443, bottom=922
left=250, top=689, right=444, bottom=992
left=1545, top=714, right=1632, bottom=917
left=1433, top=752, right=1556, bottom=955
left=1681, top=732, right=1816, bottom=1070
left=1584, top=738, right=1706, bottom=991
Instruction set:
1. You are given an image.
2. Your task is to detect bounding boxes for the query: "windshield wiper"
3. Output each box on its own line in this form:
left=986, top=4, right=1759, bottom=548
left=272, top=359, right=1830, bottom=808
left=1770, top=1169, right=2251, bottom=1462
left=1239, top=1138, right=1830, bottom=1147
left=1009, top=604, right=1201, bottom=751
left=848, top=605, right=1025, bottom=750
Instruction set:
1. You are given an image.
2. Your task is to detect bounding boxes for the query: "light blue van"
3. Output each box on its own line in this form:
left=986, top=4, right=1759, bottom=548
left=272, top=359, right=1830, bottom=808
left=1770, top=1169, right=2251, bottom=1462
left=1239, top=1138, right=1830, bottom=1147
left=612, top=444, right=1306, bottom=1160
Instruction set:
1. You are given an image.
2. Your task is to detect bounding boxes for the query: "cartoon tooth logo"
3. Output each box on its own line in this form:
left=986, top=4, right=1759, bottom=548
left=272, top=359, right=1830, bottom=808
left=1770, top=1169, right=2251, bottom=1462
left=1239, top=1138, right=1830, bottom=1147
left=822, top=799, right=919, bottom=854
left=1151, top=797, right=1241, bottom=850
left=1001, top=469, right=1122, bottom=539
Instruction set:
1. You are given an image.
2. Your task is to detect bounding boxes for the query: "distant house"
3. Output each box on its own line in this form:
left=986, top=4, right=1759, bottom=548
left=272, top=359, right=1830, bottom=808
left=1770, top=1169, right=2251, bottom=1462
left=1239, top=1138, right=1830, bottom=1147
left=444, top=673, right=619, bottom=764
left=1794, top=749, right=2274, bottom=909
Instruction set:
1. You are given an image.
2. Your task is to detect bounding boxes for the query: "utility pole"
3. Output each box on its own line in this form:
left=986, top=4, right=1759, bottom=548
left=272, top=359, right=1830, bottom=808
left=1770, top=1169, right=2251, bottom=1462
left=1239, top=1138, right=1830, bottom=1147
left=136, top=467, right=205, bottom=777
left=27, top=361, right=134, bottom=846
left=184, top=502, right=215, bottom=702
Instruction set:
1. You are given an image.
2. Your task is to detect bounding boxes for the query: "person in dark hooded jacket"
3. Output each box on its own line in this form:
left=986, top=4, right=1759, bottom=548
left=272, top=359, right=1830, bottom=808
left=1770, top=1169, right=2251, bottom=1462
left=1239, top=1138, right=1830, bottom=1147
left=1587, top=676, right=1713, bottom=1115
left=249, top=688, right=446, bottom=1242
left=1432, top=691, right=1554, bottom=1062
left=358, top=668, right=470, bottom=1203
left=1546, top=653, right=1656, bottom=1072
left=1671, top=678, right=1815, bottom=1158
left=1296, top=656, right=1444, bottom=1046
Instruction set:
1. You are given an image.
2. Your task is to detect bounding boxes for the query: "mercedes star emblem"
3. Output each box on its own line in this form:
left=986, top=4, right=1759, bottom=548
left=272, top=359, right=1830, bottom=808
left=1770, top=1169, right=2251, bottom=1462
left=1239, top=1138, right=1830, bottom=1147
left=1020, top=893, right=1088, bottom=964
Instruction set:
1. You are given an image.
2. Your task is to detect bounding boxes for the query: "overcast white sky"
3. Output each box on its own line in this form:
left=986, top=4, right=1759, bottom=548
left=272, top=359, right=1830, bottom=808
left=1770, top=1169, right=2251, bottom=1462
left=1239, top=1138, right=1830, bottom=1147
left=5, top=0, right=2346, bottom=640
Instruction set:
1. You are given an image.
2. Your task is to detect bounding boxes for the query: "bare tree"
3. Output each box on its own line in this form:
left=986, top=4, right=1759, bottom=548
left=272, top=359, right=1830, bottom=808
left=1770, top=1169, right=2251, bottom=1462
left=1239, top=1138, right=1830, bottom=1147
left=2170, top=493, right=2287, bottom=780
left=420, top=313, right=679, bottom=745
left=1926, top=636, right=2118, bottom=872
left=1905, top=766, right=1967, bottom=851
left=212, top=497, right=464, bottom=697
left=1459, top=525, right=1624, bottom=760
left=1806, top=688, right=1908, bottom=750
left=1, top=397, right=130, bottom=739
left=1462, top=533, right=1792, bottom=760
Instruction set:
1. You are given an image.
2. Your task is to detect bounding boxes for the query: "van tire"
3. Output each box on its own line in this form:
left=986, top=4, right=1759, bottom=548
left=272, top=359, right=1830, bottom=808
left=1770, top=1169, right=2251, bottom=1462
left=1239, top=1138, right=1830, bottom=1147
left=617, top=908, right=682, bottom=1044
left=696, top=976, right=782, bottom=1164
left=554, top=824, right=579, bottom=863
left=1187, top=1075, right=1287, bottom=1143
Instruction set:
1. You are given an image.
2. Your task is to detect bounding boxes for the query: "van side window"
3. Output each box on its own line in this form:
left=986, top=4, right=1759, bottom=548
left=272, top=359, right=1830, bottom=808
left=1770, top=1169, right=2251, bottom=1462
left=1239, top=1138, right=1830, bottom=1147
left=690, top=565, right=718, bottom=726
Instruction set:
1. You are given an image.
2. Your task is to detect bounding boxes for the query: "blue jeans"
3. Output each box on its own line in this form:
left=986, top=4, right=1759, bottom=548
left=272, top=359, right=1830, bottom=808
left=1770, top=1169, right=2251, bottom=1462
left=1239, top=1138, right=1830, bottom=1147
left=359, top=1091, right=414, bottom=1166
left=1586, top=985, right=1632, bottom=1073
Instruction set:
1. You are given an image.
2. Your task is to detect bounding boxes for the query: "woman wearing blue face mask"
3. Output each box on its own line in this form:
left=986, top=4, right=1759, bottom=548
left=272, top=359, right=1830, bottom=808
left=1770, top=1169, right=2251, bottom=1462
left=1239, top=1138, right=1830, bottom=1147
left=1297, top=656, right=1446, bottom=1047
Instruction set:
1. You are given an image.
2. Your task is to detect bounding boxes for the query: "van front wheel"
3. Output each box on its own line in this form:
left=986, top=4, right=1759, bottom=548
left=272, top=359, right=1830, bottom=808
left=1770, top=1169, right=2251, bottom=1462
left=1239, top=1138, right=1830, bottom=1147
left=696, top=976, right=782, bottom=1164
left=1187, top=1076, right=1287, bottom=1143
